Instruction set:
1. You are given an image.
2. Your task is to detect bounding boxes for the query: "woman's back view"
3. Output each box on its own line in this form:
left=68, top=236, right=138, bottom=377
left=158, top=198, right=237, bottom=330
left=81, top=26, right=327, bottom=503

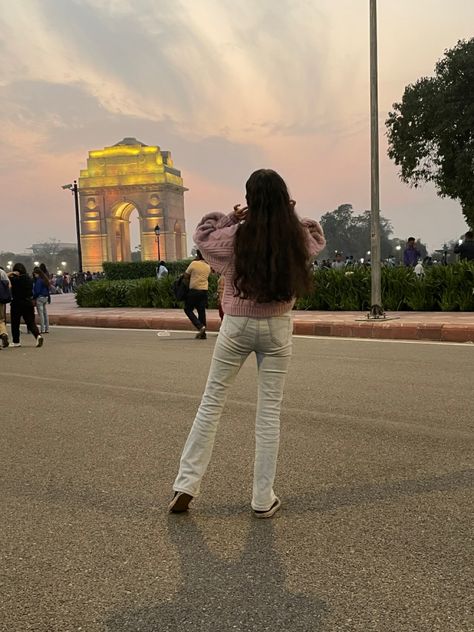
left=169, top=169, right=325, bottom=517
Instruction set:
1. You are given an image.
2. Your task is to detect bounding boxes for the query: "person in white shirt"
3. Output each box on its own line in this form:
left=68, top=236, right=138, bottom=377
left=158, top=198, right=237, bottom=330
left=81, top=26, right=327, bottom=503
left=156, top=261, right=169, bottom=279
left=331, top=253, right=345, bottom=270
left=414, top=260, right=424, bottom=278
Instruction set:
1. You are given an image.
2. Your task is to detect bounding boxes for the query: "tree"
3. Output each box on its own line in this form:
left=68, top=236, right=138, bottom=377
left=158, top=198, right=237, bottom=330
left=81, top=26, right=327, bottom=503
left=386, top=38, right=474, bottom=228
left=30, top=238, right=62, bottom=260
left=29, top=239, right=78, bottom=272
left=319, top=204, right=395, bottom=260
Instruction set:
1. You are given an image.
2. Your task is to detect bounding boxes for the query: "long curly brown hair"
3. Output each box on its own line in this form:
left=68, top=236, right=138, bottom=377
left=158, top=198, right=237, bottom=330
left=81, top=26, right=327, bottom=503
left=233, top=169, right=312, bottom=303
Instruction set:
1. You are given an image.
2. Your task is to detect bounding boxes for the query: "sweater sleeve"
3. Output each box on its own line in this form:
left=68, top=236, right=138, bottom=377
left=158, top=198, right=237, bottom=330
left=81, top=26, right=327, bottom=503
left=300, top=218, right=326, bottom=258
left=193, top=211, right=240, bottom=273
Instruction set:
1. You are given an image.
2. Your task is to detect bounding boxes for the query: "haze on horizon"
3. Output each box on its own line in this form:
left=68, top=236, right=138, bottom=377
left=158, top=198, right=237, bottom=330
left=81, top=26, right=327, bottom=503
left=1, top=0, right=473, bottom=255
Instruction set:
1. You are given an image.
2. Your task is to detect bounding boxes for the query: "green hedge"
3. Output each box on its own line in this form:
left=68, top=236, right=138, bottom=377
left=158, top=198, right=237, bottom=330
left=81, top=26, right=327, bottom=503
left=77, top=263, right=474, bottom=310
left=103, top=259, right=193, bottom=280
left=76, top=275, right=219, bottom=308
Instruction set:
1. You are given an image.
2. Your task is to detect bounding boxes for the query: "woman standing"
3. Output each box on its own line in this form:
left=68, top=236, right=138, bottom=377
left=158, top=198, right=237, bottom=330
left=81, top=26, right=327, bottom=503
left=169, top=169, right=325, bottom=517
left=9, top=263, right=43, bottom=348
left=33, top=266, right=50, bottom=334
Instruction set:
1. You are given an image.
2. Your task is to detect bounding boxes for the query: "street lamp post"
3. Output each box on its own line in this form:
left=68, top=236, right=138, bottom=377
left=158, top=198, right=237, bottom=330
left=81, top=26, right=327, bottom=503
left=369, top=0, right=383, bottom=317
left=154, top=225, right=161, bottom=261
left=61, top=180, right=83, bottom=273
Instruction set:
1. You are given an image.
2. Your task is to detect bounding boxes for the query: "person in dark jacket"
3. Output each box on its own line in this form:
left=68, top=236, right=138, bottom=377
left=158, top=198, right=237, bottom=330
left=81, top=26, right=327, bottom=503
left=454, top=231, right=474, bottom=261
left=8, top=263, right=43, bottom=348
left=403, top=237, right=421, bottom=267
left=33, top=266, right=50, bottom=334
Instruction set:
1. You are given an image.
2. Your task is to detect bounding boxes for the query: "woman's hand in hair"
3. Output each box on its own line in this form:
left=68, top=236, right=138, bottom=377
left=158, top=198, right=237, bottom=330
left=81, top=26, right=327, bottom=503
left=233, top=204, right=248, bottom=221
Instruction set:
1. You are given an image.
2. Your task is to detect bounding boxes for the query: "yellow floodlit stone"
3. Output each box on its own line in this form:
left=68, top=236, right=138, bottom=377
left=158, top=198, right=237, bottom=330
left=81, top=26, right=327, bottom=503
left=78, top=138, right=187, bottom=270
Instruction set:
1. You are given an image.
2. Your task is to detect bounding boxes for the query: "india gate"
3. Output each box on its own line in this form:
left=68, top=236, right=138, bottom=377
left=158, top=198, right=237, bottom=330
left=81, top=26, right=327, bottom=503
left=78, top=138, right=187, bottom=271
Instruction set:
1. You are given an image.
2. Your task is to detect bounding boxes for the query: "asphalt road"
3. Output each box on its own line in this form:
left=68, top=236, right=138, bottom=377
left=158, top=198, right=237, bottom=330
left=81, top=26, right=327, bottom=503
left=1, top=328, right=473, bottom=632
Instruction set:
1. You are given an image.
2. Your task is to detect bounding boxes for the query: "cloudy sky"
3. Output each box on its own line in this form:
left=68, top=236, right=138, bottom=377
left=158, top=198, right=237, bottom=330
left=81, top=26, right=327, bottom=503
left=1, top=0, right=473, bottom=254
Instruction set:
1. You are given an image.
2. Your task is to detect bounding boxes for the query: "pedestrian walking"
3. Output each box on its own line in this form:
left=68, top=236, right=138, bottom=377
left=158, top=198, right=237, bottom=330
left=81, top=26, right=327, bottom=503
left=63, top=272, right=71, bottom=293
left=0, top=266, right=11, bottom=348
left=169, top=169, right=326, bottom=518
left=183, top=250, right=211, bottom=339
left=33, top=266, right=50, bottom=334
left=8, top=263, right=43, bottom=348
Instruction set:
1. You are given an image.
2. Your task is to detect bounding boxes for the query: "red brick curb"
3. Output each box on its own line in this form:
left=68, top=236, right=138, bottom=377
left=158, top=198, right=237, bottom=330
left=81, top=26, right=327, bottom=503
left=292, top=319, right=474, bottom=342
left=44, top=313, right=474, bottom=343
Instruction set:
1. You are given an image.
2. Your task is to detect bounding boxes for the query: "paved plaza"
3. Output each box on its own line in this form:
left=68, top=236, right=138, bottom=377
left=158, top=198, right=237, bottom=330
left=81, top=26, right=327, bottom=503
left=1, top=329, right=473, bottom=631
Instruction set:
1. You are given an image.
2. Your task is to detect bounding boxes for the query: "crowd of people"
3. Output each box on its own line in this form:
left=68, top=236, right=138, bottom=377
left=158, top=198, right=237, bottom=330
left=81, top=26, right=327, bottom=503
left=0, top=263, right=107, bottom=349
left=0, top=262, right=50, bottom=349
left=315, top=231, right=474, bottom=272
left=49, top=270, right=105, bottom=293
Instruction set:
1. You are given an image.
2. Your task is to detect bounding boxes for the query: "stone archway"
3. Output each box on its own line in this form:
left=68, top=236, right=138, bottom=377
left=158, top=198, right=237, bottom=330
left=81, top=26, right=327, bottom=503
left=78, top=138, right=188, bottom=271
left=110, top=201, right=142, bottom=263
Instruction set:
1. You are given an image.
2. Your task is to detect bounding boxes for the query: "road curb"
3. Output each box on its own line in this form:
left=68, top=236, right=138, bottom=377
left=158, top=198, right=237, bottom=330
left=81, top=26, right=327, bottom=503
left=44, top=313, right=474, bottom=343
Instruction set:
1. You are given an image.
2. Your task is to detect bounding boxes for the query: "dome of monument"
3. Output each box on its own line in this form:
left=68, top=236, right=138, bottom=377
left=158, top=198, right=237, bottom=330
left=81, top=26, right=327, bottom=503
left=113, top=137, right=148, bottom=146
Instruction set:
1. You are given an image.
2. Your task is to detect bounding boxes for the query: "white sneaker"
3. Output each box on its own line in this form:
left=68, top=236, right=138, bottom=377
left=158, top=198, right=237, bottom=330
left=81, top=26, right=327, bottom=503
left=36, top=335, right=44, bottom=348
left=253, top=497, right=281, bottom=519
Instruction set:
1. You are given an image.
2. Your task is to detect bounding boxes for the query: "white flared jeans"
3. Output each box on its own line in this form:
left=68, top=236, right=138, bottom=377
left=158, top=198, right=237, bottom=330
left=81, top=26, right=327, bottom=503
left=173, top=313, right=292, bottom=511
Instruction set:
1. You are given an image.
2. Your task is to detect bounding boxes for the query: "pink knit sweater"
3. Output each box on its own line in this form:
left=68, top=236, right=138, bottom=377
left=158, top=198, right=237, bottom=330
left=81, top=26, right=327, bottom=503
left=193, top=211, right=326, bottom=318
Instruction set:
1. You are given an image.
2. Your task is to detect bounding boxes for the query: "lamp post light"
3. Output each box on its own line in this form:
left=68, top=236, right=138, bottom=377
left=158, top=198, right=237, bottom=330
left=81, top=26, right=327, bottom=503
left=395, top=244, right=401, bottom=265
left=61, top=180, right=83, bottom=273
left=154, top=225, right=161, bottom=261
left=61, top=261, right=67, bottom=267
left=7, top=261, right=12, bottom=270
left=34, top=261, right=40, bottom=266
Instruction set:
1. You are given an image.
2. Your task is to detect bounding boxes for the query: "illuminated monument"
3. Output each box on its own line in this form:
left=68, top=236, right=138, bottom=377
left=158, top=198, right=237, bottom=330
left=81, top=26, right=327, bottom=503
left=78, top=138, right=187, bottom=270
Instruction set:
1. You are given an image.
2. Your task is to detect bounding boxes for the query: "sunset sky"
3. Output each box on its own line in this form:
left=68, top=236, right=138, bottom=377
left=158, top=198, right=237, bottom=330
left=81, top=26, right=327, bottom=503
left=1, top=0, right=473, bottom=254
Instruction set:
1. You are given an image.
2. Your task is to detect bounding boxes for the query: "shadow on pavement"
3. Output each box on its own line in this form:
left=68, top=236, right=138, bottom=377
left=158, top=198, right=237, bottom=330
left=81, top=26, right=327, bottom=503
left=105, top=516, right=327, bottom=632
left=5, top=469, right=472, bottom=519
